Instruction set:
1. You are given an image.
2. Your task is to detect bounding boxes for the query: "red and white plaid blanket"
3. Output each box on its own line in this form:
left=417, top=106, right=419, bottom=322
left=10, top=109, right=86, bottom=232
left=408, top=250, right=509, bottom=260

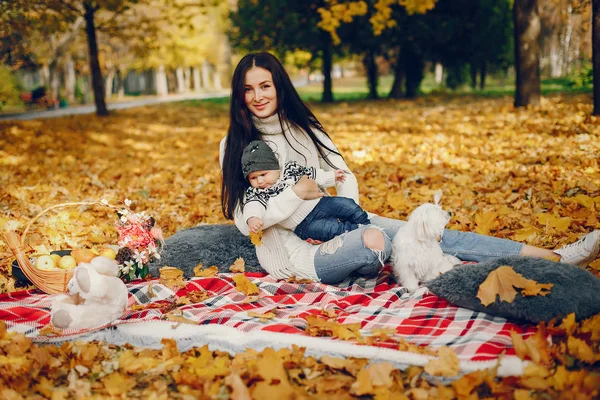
left=0, top=266, right=536, bottom=366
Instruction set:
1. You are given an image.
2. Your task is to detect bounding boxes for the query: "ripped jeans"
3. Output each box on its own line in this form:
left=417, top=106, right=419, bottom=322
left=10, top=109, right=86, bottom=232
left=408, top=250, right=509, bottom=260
left=314, top=214, right=523, bottom=284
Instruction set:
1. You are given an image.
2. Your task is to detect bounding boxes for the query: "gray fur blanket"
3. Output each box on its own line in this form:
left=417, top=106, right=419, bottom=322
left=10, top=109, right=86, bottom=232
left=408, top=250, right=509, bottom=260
left=148, top=224, right=263, bottom=277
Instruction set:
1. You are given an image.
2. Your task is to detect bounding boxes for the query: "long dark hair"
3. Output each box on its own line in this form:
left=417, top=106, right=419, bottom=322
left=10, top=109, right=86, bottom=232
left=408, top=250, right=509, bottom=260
left=221, top=52, right=342, bottom=220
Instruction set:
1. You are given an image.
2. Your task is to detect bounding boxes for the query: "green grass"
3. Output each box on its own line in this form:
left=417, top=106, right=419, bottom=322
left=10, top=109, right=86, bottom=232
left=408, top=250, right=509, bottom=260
left=294, top=73, right=592, bottom=102
left=182, top=73, right=592, bottom=108
left=157, top=73, right=595, bottom=110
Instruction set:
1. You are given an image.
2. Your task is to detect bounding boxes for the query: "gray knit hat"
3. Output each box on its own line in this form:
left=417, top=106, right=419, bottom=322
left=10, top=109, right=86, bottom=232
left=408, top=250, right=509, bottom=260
left=241, top=140, right=280, bottom=178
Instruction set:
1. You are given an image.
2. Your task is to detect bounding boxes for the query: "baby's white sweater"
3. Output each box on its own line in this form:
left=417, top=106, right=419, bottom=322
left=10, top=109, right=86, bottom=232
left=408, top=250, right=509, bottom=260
left=242, top=161, right=337, bottom=231
left=219, top=114, right=360, bottom=280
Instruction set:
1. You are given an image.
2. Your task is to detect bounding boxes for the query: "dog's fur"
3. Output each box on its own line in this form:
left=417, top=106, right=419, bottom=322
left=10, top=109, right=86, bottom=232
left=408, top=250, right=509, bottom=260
left=391, top=197, right=460, bottom=291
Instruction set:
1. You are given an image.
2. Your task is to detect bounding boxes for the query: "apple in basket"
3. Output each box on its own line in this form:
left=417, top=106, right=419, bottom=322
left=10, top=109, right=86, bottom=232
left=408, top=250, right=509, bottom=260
left=71, top=248, right=96, bottom=264
left=35, top=255, right=57, bottom=271
left=50, top=254, right=61, bottom=265
left=58, top=255, right=77, bottom=270
left=100, top=247, right=117, bottom=260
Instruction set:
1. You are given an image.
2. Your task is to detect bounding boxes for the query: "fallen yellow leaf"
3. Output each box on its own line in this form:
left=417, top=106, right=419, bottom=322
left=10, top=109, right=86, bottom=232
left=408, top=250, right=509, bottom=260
left=424, top=346, right=460, bottom=377
left=250, top=230, right=262, bottom=246
left=477, top=266, right=553, bottom=306
left=230, top=257, right=245, bottom=273
left=232, top=273, right=259, bottom=295
left=194, top=265, right=219, bottom=277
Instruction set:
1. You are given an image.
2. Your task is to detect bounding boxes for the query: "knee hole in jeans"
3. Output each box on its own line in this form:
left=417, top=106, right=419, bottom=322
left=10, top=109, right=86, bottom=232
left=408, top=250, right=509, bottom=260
left=362, top=228, right=385, bottom=251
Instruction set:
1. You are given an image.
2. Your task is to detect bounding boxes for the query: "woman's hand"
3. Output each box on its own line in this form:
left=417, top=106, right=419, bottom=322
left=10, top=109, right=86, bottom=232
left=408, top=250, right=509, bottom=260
left=293, top=176, right=324, bottom=200
left=306, top=238, right=323, bottom=245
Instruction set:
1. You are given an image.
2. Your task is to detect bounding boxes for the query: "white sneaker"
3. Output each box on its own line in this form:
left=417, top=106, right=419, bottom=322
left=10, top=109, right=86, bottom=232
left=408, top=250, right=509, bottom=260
left=555, top=230, right=600, bottom=267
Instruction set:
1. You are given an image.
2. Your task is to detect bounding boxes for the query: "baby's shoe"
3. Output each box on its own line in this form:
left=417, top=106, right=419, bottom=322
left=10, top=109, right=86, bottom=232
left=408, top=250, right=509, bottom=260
left=555, top=230, right=600, bottom=267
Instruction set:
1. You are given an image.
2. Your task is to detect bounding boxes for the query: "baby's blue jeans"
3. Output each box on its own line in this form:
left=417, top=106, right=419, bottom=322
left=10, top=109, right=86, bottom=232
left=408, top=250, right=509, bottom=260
left=294, top=197, right=370, bottom=242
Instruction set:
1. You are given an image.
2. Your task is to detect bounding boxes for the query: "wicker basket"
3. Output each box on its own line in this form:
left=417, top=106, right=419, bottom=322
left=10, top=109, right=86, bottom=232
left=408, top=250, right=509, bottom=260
left=3, top=201, right=118, bottom=294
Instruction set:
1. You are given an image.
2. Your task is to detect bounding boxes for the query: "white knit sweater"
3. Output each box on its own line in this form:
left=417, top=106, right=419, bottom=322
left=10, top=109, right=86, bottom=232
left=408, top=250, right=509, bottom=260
left=219, top=114, right=360, bottom=280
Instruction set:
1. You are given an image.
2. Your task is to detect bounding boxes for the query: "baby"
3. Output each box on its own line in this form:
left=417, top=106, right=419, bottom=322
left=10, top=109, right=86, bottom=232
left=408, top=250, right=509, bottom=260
left=241, top=140, right=370, bottom=242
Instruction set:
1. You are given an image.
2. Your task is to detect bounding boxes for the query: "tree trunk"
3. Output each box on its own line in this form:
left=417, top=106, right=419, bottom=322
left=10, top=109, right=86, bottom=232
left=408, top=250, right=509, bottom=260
left=105, top=68, right=115, bottom=99
left=40, top=65, right=50, bottom=87
left=184, top=67, right=191, bottom=91
left=213, top=66, right=223, bottom=90
left=176, top=67, right=186, bottom=93
left=479, top=62, right=487, bottom=90
left=434, top=62, right=443, bottom=84
left=470, top=62, right=477, bottom=89
left=549, top=32, right=563, bottom=77
left=83, top=2, right=108, bottom=116
left=117, top=70, right=125, bottom=98
left=364, top=51, right=378, bottom=99
left=593, top=0, right=600, bottom=115
left=201, top=60, right=211, bottom=89
left=155, top=65, right=168, bottom=96
left=514, top=0, right=541, bottom=107
left=563, top=5, right=573, bottom=75
left=64, top=55, right=76, bottom=103
left=192, top=67, right=201, bottom=92
left=404, top=46, right=424, bottom=99
left=48, top=62, right=60, bottom=106
left=321, top=32, right=334, bottom=103
left=388, top=49, right=405, bottom=99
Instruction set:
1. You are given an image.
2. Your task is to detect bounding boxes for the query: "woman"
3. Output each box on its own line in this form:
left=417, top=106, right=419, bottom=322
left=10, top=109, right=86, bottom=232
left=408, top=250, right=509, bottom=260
left=220, top=52, right=600, bottom=284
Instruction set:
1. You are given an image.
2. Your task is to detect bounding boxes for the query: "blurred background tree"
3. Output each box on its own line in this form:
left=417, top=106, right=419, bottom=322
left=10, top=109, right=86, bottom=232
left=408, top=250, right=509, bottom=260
left=0, top=0, right=595, bottom=113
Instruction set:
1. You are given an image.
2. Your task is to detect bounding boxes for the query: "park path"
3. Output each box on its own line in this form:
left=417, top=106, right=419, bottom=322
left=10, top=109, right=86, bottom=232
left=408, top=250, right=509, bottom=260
left=0, top=91, right=230, bottom=121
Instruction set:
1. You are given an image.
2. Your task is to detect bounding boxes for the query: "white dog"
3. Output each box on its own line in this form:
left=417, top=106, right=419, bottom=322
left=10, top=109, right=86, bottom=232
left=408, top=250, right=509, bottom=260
left=391, top=193, right=460, bottom=291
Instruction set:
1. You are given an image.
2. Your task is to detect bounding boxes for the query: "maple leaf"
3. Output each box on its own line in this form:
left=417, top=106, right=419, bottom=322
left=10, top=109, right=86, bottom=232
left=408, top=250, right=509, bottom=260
left=349, top=367, right=374, bottom=396
left=194, top=265, right=218, bottom=277
left=512, top=225, right=539, bottom=242
left=229, top=257, right=245, bottom=273
left=424, top=346, right=460, bottom=377
left=247, top=308, right=276, bottom=322
left=567, top=336, right=599, bottom=363
left=535, top=213, right=572, bottom=232
left=249, top=230, right=262, bottom=246
left=119, top=349, right=163, bottom=373
left=232, top=273, right=259, bottom=296
left=510, top=328, right=552, bottom=366
left=474, top=211, right=498, bottom=235
left=159, top=267, right=187, bottom=291
left=397, top=338, right=436, bottom=355
left=320, top=355, right=354, bottom=371
left=558, top=313, right=577, bottom=336
left=285, top=276, right=314, bottom=284
left=102, top=372, right=136, bottom=396
left=350, top=362, right=394, bottom=396
left=305, top=315, right=361, bottom=341
left=580, top=313, right=600, bottom=341
left=252, top=348, right=295, bottom=398
left=186, top=290, right=210, bottom=303
left=452, top=370, right=486, bottom=398
left=38, top=324, right=62, bottom=337
left=477, top=265, right=553, bottom=306
left=165, top=309, right=198, bottom=325
left=320, top=308, right=338, bottom=318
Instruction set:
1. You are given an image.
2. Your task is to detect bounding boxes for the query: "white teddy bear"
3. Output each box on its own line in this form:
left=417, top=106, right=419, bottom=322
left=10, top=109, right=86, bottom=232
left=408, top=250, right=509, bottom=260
left=51, top=256, right=128, bottom=330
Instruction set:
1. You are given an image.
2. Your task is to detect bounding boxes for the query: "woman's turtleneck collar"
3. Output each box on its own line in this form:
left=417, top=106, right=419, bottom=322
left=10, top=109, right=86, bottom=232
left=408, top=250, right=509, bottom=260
left=252, top=113, right=291, bottom=135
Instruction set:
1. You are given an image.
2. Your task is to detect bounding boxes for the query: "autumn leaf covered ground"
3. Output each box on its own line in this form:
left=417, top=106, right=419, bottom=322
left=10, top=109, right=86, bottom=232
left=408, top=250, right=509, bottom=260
left=1, top=93, right=600, bottom=398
